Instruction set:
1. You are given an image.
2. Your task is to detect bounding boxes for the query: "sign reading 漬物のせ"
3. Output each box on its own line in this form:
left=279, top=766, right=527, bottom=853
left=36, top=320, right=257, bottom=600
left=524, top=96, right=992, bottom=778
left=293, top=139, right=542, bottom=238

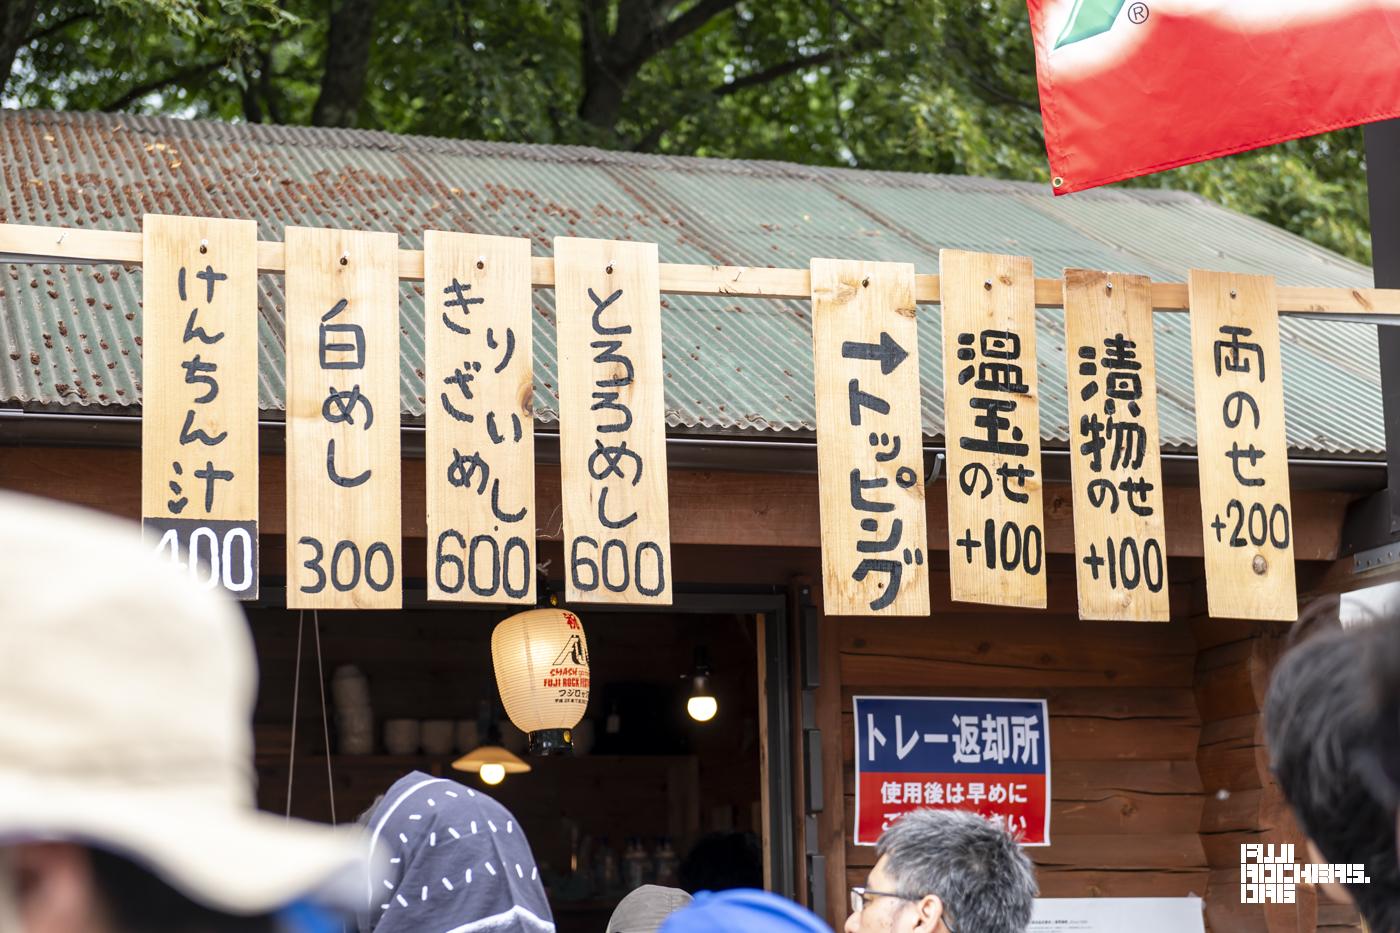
left=555, top=237, right=673, bottom=605
left=1063, top=270, right=1169, bottom=621
left=424, top=231, right=536, bottom=604
left=811, top=258, right=929, bottom=616
left=853, top=695, right=1050, bottom=846
left=1189, top=271, right=1296, bottom=621
left=140, top=214, right=260, bottom=598
left=285, top=227, right=402, bottom=609
left=940, top=250, right=1047, bottom=609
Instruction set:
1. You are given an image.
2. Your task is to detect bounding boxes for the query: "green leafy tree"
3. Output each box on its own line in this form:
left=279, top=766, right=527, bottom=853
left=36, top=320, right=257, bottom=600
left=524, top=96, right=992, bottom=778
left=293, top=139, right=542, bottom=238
left=1, top=0, right=1373, bottom=264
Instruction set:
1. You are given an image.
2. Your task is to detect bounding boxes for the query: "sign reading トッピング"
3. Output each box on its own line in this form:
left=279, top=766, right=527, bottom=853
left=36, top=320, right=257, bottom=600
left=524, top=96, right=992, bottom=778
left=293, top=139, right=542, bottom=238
left=811, top=258, right=929, bottom=616
left=284, top=227, right=402, bottom=609
left=140, top=214, right=260, bottom=598
left=854, top=695, right=1051, bottom=846
left=554, top=237, right=673, bottom=605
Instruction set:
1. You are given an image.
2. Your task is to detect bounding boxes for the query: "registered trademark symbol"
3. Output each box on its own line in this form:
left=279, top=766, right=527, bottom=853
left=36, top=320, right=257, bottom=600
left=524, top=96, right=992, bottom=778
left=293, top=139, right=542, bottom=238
left=1127, top=2, right=1149, bottom=24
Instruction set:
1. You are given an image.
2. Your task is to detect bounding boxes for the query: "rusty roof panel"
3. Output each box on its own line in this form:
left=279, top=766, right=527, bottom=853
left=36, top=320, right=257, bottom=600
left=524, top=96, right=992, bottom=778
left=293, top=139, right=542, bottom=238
left=0, top=109, right=1383, bottom=456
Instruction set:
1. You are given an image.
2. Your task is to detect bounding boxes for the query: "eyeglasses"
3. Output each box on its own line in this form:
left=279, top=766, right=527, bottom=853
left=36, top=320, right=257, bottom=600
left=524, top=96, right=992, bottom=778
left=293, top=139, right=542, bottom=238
left=848, top=886, right=956, bottom=932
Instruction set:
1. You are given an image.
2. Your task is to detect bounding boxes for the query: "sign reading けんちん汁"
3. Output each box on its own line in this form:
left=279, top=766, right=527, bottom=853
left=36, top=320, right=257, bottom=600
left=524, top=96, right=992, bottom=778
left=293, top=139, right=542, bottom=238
left=140, top=214, right=260, bottom=599
left=853, top=695, right=1051, bottom=846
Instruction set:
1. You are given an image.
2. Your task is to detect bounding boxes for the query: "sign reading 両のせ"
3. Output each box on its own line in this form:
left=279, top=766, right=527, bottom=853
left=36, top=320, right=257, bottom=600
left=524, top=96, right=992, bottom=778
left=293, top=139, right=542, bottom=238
left=1189, top=271, right=1296, bottom=621
left=810, top=258, right=929, bottom=616
left=940, top=250, right=1047, bottom=609
left=284, top=227, right=402, bottom=609
left=554, top=237, right=673, bottom=605
left=853, top=695, right=1051, bottom=846
left=423, top=231, right=536, bottom=604
left=140, top=214, right=260, bottom=599
left=1063, top=269, right=1170, bottom=622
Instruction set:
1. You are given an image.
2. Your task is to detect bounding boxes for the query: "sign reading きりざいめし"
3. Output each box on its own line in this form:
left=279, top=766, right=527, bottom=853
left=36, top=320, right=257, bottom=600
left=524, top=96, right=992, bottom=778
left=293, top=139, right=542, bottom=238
left=853, top=696, right=1051, bottom=846
left=423, top=231, right=536, bottom=604
left=810, top=258, right=930, bottom=617
left=140, top=214, right=260, bottom=599
left=1026, top=0, right=1400, bottom=193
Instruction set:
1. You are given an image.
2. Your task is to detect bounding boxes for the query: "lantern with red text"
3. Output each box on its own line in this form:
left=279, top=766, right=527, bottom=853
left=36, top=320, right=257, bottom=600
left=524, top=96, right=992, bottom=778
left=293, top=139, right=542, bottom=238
left=491, top=608, right=590, bottom=755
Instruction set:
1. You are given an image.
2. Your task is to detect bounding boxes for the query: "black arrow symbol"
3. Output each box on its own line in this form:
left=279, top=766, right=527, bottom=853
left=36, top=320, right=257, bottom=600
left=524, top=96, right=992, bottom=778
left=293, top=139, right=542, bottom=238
left=841, top=331, right=908, bottom=375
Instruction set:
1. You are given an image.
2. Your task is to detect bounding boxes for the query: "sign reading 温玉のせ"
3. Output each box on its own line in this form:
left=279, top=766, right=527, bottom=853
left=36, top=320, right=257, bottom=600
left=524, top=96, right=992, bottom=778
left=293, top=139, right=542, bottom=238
left=853, top=695, right=1051, bottom=846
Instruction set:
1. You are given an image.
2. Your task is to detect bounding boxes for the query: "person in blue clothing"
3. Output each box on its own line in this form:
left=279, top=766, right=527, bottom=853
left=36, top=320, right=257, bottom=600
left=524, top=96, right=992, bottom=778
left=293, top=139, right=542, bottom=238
left=660, top=888, right=832, bottom=933
left=358, top=770, right=555, bottom=933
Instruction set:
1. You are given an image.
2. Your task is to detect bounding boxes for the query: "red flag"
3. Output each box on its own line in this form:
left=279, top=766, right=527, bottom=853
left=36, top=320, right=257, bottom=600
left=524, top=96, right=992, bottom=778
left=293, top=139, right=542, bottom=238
left=1026, top=1, right=1400, bottom=194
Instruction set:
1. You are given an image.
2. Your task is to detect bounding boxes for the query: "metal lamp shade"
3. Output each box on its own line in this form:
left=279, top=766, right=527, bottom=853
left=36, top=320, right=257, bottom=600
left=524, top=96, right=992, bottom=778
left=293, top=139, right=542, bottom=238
left=491, top=608, right=590, bottom=755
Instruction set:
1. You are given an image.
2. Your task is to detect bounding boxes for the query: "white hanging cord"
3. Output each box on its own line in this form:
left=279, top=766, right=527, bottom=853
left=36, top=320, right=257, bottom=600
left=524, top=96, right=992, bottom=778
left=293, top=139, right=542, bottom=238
left=285, top=610, right=305, bottom=819
left=312, top=609, right=337, bottom=825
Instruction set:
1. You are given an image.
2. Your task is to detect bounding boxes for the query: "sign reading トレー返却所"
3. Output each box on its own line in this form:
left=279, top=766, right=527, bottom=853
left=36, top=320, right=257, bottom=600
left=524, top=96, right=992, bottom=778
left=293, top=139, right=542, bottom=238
left=140, top=214, right=260, bottom=598
left=811, top=258, right=929, bottom=616
left=853, top=695, right=1051, bottom=846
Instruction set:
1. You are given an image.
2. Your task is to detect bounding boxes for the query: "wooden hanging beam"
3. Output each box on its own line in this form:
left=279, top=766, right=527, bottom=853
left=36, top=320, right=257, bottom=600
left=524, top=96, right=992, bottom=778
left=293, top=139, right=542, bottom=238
left=2, top=222, right=1397, bottom=315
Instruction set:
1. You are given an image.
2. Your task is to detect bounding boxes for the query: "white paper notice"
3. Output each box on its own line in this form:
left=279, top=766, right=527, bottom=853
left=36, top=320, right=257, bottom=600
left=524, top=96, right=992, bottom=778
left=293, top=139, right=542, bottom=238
left=1028, top=897, right=1205, bottom=933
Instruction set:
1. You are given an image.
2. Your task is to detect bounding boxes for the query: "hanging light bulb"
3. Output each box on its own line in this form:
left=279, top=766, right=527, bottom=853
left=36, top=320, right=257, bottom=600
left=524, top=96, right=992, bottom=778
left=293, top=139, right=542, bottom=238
left=451, top=743, right=530, bottom=786
left=492, top=607, right=590, bottom=755
left=686, top=646, right=718, bottom=723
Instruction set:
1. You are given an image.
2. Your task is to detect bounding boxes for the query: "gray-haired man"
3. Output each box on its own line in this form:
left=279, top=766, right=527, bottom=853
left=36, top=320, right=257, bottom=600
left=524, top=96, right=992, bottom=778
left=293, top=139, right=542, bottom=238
left=845, top=809, right=1037, bottom=933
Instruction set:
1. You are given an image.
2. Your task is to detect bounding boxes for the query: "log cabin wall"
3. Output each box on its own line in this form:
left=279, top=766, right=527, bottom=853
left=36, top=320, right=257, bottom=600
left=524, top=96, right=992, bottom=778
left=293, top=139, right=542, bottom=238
left=823, top=557, right=1209, bottom=914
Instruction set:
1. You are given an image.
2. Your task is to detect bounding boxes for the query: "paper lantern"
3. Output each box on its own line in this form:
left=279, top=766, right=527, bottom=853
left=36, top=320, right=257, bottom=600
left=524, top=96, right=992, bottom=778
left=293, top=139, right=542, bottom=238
left=451, top=745, right=530, bottom=785
left=492, top=608, right=590, bottom=755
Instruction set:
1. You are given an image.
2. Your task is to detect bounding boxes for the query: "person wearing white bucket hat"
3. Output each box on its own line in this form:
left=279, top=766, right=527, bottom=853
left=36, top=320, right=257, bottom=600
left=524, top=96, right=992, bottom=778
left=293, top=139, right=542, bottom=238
left=0, top=491, right=365, bottom=931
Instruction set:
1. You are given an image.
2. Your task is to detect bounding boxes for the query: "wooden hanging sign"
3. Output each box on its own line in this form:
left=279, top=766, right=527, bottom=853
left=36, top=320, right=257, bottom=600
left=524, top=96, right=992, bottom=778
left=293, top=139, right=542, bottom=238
left=811, top=258, right=929, bottom=616
left=284, top=227, right=402, bottom=609
left=940, top=250, right=1047, bottom=609
left=1063, top=269, right=1170, bottom=622
left=140, top=214, right=260, bottom=599
left=555, top=237, right=673, bottom=604
left=1189, top=270, right=1296, bottom=621
left=424, top=231, right=537, bottom=604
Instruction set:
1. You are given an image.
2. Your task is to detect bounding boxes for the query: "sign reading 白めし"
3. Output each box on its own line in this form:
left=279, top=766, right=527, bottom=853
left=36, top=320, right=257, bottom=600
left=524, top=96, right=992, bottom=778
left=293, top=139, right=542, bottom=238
left=853, top=695, right=1050, bottom=846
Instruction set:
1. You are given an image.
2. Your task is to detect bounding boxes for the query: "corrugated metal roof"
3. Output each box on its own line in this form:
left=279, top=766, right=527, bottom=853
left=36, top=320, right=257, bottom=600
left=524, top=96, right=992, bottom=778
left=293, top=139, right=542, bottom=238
left=0, top=108, right=1383, bottom=455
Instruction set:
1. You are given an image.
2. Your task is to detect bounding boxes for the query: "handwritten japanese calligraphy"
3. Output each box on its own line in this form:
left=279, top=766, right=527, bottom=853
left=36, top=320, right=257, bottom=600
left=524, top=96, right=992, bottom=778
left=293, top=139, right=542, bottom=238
left=555, top=237, right=672, bottom=604
left=811, top=259, right=929, bottom=615
left=139, top=214, right=259, bottom=598
left=1063, top=270, right=1170, bottom=621
left=940, top=250, right=1047, bottom=609
left=1189, top=271, right=1296, bottom=620
left=424, top=231, right=536, bottom=603
left=285, top=227, right=401, bottom=609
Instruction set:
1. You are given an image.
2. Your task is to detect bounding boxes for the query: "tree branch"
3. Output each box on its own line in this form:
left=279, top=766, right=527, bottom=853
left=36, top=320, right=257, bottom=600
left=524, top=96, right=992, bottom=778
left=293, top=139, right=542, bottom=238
left=24, top=6, right=91, bottom=44
left=101, top=60, right=223, bottom=111
left=653, top=0, right=739, bottom=54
